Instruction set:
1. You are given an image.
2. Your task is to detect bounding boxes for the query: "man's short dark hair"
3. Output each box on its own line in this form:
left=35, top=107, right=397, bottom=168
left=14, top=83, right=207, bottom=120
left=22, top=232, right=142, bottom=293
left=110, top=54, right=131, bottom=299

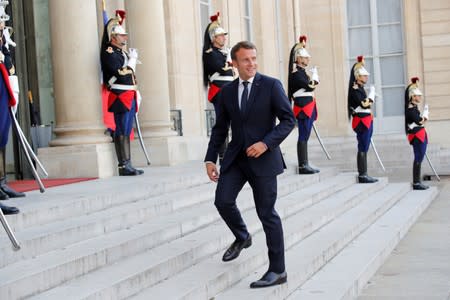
left=231, top=41, right=257, bottom=60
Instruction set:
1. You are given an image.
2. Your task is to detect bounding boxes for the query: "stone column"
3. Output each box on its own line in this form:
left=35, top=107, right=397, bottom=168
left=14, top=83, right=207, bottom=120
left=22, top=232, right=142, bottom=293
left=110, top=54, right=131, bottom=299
left=39, top=0, right=116, bottom=178
left=125, top=0, right=189, bottom=165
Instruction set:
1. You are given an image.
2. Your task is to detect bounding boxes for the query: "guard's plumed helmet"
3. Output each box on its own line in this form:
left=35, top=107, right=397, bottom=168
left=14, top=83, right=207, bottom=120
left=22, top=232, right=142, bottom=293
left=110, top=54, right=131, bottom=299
left=294, top=35, right=311, bottom=59
left=107, top=10, right=127, bottom=41
left=207, top=12, right=228, bottom=41
left=407, top=77, right=422, bottom=99
left=353, top=55, right=370, bottom=78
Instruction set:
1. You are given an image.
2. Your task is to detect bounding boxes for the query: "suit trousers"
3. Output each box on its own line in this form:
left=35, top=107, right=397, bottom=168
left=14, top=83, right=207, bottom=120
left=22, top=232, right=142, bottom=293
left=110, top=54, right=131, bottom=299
left=214, top=152, right=285, bottom=273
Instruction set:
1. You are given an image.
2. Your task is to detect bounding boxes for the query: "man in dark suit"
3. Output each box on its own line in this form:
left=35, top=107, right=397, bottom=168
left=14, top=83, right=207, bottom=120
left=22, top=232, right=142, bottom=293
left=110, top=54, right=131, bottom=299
left=204, top=41, right=295, bottom=288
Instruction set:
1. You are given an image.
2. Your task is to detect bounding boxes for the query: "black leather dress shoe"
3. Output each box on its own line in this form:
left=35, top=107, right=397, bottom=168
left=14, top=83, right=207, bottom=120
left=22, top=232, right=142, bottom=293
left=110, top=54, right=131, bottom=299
left=250, top=271, right=287, bottom=288
left=1, top=184, right=25, bottom=198
left=0, top=202, right=19, bottom=215
left=222, top=235, right=252, bottom=262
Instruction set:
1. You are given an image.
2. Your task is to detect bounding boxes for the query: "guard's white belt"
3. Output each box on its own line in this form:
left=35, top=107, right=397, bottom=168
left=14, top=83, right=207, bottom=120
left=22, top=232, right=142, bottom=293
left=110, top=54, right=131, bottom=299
left=209, top=72, right=233, bottom=82
left=108, top=76, right=117, bottom=86
left=408, top=123, right=421, bottom=130
left=354, top=106, right=371, bottom=114
left=293, top=88, right=314, bottom=98
left=110, top=84, right=137, bottom=91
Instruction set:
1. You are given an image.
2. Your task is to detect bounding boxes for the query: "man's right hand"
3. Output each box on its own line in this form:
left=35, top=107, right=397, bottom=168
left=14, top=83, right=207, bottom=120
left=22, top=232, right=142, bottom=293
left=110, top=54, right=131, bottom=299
left=206, top=162, right=219, bottom=182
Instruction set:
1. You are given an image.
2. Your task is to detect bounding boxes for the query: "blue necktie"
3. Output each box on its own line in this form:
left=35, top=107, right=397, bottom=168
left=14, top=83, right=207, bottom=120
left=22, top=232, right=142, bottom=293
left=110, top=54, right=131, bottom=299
left=241, top=81, right=249, bottom=113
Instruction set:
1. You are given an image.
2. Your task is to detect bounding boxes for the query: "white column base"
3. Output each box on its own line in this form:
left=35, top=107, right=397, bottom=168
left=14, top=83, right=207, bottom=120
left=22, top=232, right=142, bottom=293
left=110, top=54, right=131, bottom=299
left=131, top=135, right=209, bottom=166
left=37, top=143, right=117, bottom=179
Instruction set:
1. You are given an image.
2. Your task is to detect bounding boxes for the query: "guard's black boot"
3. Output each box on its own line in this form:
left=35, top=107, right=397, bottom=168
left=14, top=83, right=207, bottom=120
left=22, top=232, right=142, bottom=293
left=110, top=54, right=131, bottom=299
left=297, top=141, right=319, bottom=174
left=116, top=135, right=143, bottom=176
left=413, top=161, right=429, bottom=190
left=114, top=135, right=125, bottom=173
left=0, top=148, right=23, bottom=198
left=115, top=135, right=136, bottom=176
left=357, top=151, right=378, bottom=183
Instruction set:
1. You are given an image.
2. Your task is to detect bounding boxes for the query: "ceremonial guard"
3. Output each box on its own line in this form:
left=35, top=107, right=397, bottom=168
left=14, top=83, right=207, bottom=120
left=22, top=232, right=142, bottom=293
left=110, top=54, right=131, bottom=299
left=202, top=12, right=233, bottom=107
left=101, top=10, right=143, bottom=176
left=0, top=7, right=23, bottom=214
left=202, top=12, right=233, bottom=162
left=405, top=77, right=429, bottom=190
left=288, top=35, right=320, bottom=174
left=348, top=56, right=378, bottom=183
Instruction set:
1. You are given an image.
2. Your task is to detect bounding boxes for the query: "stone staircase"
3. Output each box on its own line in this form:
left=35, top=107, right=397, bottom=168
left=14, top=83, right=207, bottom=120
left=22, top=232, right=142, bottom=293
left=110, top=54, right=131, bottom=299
left=0, top=160, right=438, bottom=299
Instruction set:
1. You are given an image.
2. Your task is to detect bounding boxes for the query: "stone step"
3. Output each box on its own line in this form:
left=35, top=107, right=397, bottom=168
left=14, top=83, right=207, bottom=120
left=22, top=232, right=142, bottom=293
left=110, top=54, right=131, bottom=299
left=6, top=162, right=213, bottom=232
left=213, top=183, right=410, bottom=299
left=0, top=167, right=333, bottom=270
left=26, top=173, right=358, bottom=300
left=128, top=178, right=389, bottom=300
left=287, top=187, right=438, bottom=300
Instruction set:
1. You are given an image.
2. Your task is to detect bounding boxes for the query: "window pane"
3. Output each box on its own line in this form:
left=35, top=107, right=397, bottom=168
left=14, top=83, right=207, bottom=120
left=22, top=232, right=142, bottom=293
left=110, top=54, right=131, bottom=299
left=363, top=58, right=374, bottom=85
left=245, top=0, right=250, bottom=16
left=380, top=56, right=404, bottom=86
left=377, top=0, right=401, bottom=23
left=245, top=19, right=251, bottom=41
left=348, top=27, right=372, bottom=57
left=347, top=0, right=371, bottom=26
left=200, top=4, right=210, bottom=34
left=382, top=87, right=404, bottom=116
left=378, top=24, right=403, bottom=54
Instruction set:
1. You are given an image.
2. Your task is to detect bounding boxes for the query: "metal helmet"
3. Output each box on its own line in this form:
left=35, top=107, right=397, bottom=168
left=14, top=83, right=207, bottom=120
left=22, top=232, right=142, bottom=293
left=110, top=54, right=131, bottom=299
left=294, top=35, right=311, bottom=59
left=353, top=55, right=370, bottom=78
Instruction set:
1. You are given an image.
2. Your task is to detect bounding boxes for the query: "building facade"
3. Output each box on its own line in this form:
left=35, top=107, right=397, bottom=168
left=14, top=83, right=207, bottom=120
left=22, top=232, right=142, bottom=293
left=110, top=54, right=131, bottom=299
left=7, top=0, right=450, bottom=178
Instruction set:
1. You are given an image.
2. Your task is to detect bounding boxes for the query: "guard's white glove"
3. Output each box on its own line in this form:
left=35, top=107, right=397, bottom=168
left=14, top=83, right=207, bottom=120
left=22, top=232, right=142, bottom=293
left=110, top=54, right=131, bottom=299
left=9, top=75, right=19, bottom=114
left=127, top=48, right=138, bottom=71
left=310, top=66, right=319, bottom=83
left=3, top=27, right=16, bottom=49
left=422, top=104, right=429, bottom=120
left=368, top=85, right=376, bottom=101
left=226, top=48, right=232, bottom=64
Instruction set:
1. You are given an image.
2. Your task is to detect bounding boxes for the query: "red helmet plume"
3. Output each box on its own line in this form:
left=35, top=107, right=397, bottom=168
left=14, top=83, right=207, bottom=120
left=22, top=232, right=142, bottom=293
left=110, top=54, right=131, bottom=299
left=210, top=12, right=219, bottom=22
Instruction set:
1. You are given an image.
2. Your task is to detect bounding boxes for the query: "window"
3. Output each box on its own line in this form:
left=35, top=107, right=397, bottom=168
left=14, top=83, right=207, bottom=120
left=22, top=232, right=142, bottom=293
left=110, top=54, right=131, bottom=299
left=200, top=0, right=212, bottom=37
left=243, top=0, right=253, bottom=41
left=347, top=0, right=405, bottom=121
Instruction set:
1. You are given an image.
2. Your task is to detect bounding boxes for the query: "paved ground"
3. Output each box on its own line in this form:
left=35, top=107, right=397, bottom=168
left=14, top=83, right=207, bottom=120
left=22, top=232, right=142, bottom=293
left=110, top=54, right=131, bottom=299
left=358, top=177, right=450, bottom=300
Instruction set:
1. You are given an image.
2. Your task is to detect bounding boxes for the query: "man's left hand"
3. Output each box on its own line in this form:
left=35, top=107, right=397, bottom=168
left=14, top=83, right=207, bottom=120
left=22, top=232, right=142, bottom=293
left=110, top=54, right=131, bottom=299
left=246, top=142, right=268, bottom=158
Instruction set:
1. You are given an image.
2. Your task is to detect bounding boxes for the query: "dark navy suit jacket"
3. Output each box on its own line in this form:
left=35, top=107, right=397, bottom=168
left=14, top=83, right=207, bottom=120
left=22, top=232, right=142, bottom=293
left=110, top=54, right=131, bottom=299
left=205, top=72, right=296, bottom=177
